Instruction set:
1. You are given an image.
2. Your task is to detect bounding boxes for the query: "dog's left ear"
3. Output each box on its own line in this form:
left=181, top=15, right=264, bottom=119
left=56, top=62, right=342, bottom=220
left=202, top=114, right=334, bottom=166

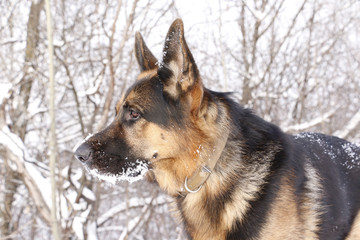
left=160, top=19, right=203, bottom=115
left=135, top=32, right=158, bottom=72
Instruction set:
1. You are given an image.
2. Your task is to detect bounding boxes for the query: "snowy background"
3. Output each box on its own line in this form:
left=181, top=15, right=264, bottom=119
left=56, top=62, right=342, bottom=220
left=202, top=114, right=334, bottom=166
left=0, top=0, right=360, bottom=239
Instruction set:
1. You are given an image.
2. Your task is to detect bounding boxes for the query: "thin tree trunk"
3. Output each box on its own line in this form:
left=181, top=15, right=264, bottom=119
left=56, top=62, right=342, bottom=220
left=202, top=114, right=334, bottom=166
left=44, top=0, right=61, bottom=239
left=14, top=0, right=44, bottom=141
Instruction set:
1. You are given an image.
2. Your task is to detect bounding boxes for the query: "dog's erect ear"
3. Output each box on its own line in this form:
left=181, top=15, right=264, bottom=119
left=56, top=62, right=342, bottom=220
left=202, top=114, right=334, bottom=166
left=161, top=19, right=203, bottom=114
left=135, top=32, right=158, bottom=72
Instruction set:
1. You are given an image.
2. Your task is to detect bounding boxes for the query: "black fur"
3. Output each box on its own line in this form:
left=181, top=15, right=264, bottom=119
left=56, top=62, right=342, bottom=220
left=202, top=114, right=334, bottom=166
left=295, top=133, right=360, bottom=239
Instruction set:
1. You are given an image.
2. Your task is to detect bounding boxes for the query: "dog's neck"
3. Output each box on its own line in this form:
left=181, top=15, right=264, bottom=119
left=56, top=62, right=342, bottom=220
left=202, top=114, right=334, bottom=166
left=176, top=138, right=280, bottom=240
left=178, top=127, right=230, bottom=194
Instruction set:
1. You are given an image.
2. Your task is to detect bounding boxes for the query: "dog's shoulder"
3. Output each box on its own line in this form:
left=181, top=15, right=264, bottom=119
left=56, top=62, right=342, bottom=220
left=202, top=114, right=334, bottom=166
left=293, top=132, right=360, bottom=170
left=292, top=132, right=360, bottom=235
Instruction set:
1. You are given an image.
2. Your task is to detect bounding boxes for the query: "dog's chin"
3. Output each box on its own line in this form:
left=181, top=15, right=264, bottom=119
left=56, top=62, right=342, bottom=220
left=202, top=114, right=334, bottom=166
left=84, top=160, right=150, bottom=184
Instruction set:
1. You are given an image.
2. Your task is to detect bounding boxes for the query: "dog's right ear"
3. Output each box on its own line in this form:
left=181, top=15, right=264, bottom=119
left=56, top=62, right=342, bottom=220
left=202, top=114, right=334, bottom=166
left=135, top=32, right=158, bottom=72
left=159, top=19, right=203, bottom=116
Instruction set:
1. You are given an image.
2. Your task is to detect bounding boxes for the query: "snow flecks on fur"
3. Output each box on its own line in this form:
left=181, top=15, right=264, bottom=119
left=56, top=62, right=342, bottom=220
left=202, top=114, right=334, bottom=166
left=341, top=142, right=360, bottom=170
left=294, top=132, right=360, bottom=171
left=86, top=160, right=149, bottom=185
left=295, top=132, right=337, bottom=160
left=155, top=61, right=164, bottom=68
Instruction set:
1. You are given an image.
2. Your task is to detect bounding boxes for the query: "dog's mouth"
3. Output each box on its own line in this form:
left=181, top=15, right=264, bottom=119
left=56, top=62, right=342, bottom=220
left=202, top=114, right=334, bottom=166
left=84, top=159, right=150, bottom=184
left=75, top=141, right=150, bottom=184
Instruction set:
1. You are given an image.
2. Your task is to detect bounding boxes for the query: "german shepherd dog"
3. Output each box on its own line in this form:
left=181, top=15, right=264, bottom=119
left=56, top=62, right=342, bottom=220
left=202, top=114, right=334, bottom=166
left=75, top=19, right=360, bottom=240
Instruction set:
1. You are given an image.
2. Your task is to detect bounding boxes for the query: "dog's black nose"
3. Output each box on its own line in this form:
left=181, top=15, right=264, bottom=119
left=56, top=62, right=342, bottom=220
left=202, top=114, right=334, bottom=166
left=75, top=143, right=92, bottom=163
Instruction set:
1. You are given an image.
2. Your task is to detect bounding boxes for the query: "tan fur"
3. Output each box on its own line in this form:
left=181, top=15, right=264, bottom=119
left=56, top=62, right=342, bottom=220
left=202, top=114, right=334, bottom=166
left=300, top=162, right=323, bottom=239
left=259, top=175, right=302, bottom=239
left=163, top=61, right=181, bottom=98
left=181, top=191, right=227, bottom=240
left=136, top=69, right=157, bottom=81
left=346, top=210, right=360, bottom=239
left=180, top=178, right=241, bottom=240
left=143, top=123, right=202, bottom=195
left=218, top=144, right=272, bottom=231
left=260, top=163, right=323, bottom=240
left=121, top=112, right=211, bottom=195
left=176, top=158, right=324, bottom=240
left=174, top=140, right=281, bottom=240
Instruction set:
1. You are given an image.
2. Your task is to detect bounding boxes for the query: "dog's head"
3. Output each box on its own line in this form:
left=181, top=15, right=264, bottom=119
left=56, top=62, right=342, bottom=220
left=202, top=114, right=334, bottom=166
left=75, top=19, right=224, bottom=193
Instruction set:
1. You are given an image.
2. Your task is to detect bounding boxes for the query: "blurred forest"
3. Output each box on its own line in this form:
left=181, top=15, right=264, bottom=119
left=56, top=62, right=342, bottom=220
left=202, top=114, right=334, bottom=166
left=0, top=0, right=359, bottom=239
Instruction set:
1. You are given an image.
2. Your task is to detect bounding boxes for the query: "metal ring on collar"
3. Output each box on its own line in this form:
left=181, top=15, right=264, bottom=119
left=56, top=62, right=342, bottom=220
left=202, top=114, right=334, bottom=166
left=184, top=177, right=203, bottom=193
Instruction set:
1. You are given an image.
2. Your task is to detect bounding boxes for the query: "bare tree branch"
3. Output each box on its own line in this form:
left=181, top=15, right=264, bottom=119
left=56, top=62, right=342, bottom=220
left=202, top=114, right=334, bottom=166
left=335, top=111, right=360, bottom=139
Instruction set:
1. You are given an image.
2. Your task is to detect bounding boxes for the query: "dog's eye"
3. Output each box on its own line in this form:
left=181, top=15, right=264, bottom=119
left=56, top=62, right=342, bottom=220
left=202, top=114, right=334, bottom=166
left=128, top=109, right=141, bottom=120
